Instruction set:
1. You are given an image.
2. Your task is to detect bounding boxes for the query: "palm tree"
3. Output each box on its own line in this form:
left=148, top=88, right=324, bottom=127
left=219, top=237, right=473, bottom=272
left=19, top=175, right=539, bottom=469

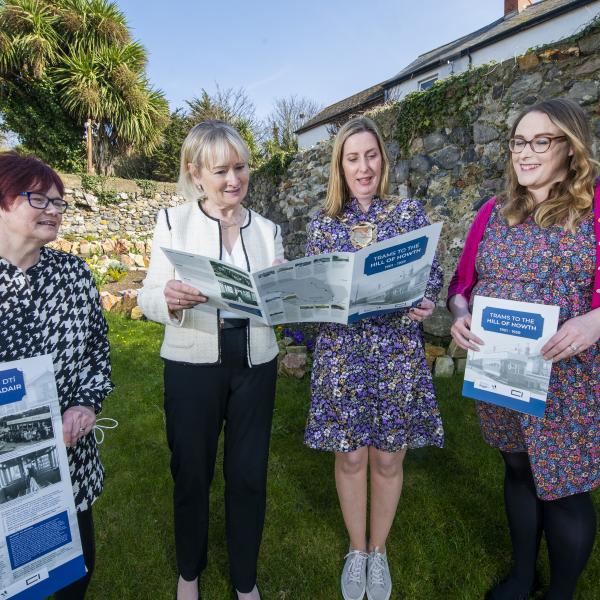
left=0, top=0, right=169, bottom=173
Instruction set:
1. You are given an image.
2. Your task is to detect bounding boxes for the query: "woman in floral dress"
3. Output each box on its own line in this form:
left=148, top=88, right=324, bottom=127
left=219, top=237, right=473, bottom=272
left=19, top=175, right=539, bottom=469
left=448, top=99, right=600, bottom=600
left=305, top=117, right=444, bottom=600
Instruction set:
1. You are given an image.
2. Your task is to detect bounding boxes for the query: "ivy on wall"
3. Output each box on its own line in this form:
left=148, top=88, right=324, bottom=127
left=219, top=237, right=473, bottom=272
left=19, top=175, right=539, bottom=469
left=393, top=63, right=495, bottom=156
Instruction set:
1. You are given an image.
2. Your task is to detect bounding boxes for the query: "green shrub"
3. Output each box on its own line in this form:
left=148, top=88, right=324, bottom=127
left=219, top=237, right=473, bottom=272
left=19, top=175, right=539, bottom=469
left=80, top=173, right=119, bottom=205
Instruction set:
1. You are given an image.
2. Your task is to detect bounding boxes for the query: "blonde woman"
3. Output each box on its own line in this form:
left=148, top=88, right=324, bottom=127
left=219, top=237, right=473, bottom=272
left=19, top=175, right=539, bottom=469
left=448, top=99, right=600, bottom=600
left=138, top=121, right=283, bottom=600
left=304, top=117, right=444, bottom=600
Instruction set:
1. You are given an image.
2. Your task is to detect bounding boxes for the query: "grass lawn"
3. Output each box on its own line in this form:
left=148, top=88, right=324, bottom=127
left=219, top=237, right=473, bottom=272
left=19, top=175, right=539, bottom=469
left=88, top=314, right=599, bottom=599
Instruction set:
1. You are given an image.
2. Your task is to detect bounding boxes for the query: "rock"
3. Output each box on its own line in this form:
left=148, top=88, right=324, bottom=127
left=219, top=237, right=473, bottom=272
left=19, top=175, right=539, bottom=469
left=578, top=32, right=600, bottom=55
left=79, top=242, right=91, bottom=256
left=130, top=305, right=144, bottom=320
left=54, top=238, right=72, bottom=253
left=455, top=358, right=467, bottom=374
left=286, top=345, right=307, bottom=354
left=100, top=291, right=120, bottom=312
left=102, top=239, right=116, bottom=254
left=425, top=343, right=446, bottom=361
left=423, top=307, right=453, bottom=339
left=409, top=154, right=432, bottom=174
left=574, top=56, right=600, bottom=77
left=508, top=72, right=543, bottom=99
left=132, top=254, right=145, bottom=268
left=394, top=160, right=410, bottom=183
left=447, top=340, right=467, bottom=358
left=539, top=47, right=579, bottom=62
left=473, top=122, right=500, bottom=144
left=567, top=80, right=599, bottom=104
left=433, top=356, right=455, bottom=377
left=119, top=254, right=135, bottom=267
left=433, top=145, right=461, bottom=170
left=423, top=132, right=447, bottom=153
left=518, top=53, right=539, bottom=71
left=114, top=289, right=138, bottom=317
left=280, top=352, right=307, bottom=378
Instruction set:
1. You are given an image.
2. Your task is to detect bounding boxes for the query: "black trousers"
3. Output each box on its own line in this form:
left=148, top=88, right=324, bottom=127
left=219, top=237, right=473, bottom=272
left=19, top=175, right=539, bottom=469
left=164, top=327, right=277, bottom=593
left=53, top=509, right=95, bottom=600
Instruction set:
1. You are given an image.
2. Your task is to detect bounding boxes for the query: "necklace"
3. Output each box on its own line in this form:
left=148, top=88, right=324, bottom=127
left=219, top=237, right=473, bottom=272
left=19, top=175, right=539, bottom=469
left=339, top=197, right=378, bottom=249
left=219, top=208, right=246, bottom=229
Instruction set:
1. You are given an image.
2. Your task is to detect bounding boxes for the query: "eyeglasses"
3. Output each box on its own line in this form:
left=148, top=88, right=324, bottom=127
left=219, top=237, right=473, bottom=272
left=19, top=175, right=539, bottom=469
left=19, top=192, right=69, bottom=213
left=508, top=135, right=567, bottom=154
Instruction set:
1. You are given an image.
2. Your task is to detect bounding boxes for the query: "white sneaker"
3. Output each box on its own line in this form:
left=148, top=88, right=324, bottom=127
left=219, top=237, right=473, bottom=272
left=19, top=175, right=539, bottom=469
left=366, top=548, right=392, bottom=600
left=341, top=549, right=368, bottom=600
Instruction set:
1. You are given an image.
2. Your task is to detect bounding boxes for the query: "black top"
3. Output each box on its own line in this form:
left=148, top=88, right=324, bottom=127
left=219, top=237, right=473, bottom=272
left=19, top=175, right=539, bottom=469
left=0, top=247, right=114, bottom=511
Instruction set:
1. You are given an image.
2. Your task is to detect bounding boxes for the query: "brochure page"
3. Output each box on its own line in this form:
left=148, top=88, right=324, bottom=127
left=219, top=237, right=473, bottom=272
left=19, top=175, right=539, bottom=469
left=162, top=248, right=267, bottom=322
left=462, top=296, right=559, bottom=417
left=348, top=222, right=443, bottom=323
left=0, top=355, right=85, bottom=599
left=253, top=253, right=354, bottom=325
left=162, top=221, right=442, bottom=325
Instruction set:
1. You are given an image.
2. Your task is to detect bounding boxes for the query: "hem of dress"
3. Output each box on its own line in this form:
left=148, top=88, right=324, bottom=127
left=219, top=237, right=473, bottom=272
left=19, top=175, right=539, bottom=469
left=303, top=438, right=444, bottom=453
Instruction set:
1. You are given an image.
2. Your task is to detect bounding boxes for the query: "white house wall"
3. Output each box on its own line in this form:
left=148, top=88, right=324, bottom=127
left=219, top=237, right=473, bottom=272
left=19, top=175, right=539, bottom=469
left=298, top=123, right=330, bottom=150
left=387, top=3, right=600, bottom=102
left=301, top=2, right=600, bottom=147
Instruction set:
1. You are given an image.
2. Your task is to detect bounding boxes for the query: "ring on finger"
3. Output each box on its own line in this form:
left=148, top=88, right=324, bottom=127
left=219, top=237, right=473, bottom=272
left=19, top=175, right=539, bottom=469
left=79, top=426, right=85, bottom=432
left=177, top=298, right=181, bottom=305
left=569, top=343, right=579, bottom=352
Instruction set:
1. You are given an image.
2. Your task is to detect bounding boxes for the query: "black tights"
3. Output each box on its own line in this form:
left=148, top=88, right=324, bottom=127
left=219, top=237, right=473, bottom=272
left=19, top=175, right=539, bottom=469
left=492, top=451, right=597, bottom=600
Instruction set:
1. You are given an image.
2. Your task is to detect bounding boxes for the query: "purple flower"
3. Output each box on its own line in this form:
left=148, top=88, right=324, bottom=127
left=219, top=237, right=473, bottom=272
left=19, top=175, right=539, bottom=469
left=293, top=330, right=304, bottom=344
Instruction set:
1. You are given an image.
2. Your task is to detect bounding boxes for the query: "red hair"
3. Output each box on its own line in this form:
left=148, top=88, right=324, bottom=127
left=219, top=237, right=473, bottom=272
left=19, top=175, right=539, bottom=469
left=0, top=152, right=64, bottom=210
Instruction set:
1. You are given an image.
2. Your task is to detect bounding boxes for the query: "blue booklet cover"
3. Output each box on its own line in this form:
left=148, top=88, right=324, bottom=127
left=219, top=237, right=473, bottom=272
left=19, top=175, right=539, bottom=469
left=462, top=296, right=559, bottom=417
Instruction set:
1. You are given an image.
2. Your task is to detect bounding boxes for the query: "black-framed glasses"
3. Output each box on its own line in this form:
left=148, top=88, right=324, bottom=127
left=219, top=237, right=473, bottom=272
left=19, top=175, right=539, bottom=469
left=19, top=192, right=69, bottom=213
left=508, top=135, right=567, bottom=154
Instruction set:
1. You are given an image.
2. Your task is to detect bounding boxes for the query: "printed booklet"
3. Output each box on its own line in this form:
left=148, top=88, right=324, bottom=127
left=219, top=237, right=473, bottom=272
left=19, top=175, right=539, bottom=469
left=0, top=355, right=86, bottom=599
left=462, top=296, right=559, bottom=417
left=162, top=221, right=442, bottom=325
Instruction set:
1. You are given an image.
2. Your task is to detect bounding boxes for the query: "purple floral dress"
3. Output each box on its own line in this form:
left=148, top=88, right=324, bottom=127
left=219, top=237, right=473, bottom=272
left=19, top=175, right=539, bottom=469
left=473, top=203, right=600, bottom=500
left=304, top=197, right=444, bottom=453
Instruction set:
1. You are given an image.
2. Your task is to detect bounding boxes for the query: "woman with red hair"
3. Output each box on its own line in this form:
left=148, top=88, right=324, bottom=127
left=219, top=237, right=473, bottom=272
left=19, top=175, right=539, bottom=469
left=0, top=152, right=113, bottom=599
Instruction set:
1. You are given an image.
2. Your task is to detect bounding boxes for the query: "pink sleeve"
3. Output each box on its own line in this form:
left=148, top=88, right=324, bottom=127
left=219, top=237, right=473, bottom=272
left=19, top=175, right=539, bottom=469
left=592, top=181, right=600, bottom=309
left=447, top=198, right=496, bottom=305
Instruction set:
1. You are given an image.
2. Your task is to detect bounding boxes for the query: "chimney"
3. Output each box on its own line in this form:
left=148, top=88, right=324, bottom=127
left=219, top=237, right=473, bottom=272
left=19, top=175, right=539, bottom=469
left=504, top=0, right=532, bottom=16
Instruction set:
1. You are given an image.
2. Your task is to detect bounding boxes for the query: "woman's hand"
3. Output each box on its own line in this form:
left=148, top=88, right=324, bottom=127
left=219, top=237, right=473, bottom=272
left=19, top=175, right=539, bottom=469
left=541, top=309, right=600, bottom=362
left=408, top=297, right=435, bottom=322
left=63, top=406, right=96, bottom=447
left=164, top=279, right=207, bottom=312
left=450, top=312, right=484, bottom=351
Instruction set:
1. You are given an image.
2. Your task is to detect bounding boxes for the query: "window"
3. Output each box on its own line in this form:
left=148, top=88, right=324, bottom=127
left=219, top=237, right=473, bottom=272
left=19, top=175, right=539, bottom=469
left=419, top=75, right=438, bottom=91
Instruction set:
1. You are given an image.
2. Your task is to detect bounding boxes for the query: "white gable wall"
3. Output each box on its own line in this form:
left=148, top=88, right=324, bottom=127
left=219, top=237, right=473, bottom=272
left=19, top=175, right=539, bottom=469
left=387, top=2, right=600, bottom=102
left=298, top=123, right=330, bottom=150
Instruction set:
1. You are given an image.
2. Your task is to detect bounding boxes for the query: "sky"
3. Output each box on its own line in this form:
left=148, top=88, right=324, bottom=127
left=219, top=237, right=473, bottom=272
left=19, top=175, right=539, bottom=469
left=114, top=0, right=508, bottom=121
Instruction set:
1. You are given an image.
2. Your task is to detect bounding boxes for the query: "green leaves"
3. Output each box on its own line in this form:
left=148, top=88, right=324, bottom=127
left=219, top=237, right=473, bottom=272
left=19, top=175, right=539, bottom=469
left=0, top=0, right=169, bottom=172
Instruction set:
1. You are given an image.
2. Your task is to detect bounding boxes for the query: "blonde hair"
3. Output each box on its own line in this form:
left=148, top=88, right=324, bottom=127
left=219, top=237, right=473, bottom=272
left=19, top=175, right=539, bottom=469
left=177, top=120, right=250, bottom=202
left=501, top=98, right=598, bottom=232
left=323, top=116, right=390, bottom=218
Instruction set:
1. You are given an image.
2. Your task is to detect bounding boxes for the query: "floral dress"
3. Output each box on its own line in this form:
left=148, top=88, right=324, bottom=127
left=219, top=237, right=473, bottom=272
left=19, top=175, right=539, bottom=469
left=304, top=197, right=444, bottom=453
left=472, top=204, right=599, bottom=500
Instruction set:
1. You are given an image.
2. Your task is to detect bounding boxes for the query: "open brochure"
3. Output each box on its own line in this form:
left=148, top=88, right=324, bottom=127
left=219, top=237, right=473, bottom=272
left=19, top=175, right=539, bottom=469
left=162, top=221, right=442, bottom=325
left=0, top=355, right=86, bottom=599
left=462, top=296, right=559, bottom=417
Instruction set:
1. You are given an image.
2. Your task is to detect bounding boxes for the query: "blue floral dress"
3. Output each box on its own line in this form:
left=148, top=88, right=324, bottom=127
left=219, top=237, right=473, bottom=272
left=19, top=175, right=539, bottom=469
left=304, top=197, right=444, bottom=453
left=472, top=204, right=599, bottom=500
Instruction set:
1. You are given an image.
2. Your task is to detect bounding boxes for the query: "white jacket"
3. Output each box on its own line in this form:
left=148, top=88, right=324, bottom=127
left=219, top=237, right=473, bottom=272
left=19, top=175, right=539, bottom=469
left=138, top=201, right=284, bottom=365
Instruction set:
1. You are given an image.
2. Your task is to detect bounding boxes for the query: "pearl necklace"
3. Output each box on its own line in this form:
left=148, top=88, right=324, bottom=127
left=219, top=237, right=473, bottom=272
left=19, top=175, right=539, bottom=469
left=219, top=208, right=246, bottom=229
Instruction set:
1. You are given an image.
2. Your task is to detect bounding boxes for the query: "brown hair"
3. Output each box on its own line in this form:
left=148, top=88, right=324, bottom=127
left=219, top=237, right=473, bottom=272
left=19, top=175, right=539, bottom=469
left=0, top=152, right=64, bottom=210
left=501, top=98, right=598, bottom=232
left=323, top=116, right=390, bottom=218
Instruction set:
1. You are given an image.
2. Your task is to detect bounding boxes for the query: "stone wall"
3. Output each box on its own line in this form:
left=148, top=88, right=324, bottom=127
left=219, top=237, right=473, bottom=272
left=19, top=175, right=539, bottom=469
left=53, top=19, right=600, bottom=340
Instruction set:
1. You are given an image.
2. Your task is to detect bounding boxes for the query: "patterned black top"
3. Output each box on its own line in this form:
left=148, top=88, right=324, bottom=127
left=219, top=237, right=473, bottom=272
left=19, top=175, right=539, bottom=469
left=0, top=247, right=114, bottom=511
